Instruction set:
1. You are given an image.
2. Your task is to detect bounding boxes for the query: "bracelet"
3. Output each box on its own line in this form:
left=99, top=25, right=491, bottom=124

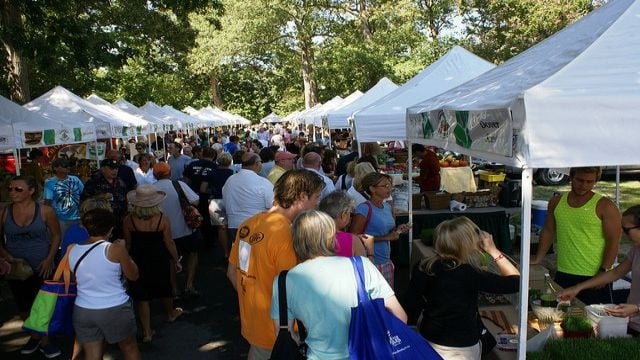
left=493, top=253, right=505, bottom=262
left=367, top=253, right=374, bottom=257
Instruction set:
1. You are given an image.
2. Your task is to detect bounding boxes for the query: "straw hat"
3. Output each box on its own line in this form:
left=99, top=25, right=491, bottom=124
left=127, top=185, right=166, bottom=208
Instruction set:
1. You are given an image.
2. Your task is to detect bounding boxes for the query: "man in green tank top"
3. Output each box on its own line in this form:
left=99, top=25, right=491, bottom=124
left=532, top=167, right=621, bottom=304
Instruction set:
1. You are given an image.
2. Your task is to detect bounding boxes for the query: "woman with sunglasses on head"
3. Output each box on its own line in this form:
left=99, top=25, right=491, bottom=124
left=406, top=216, right=519, bottom=360
left=559, top=205, right=640, bottom=334
left=0, top=175, right=62, bottom=358
left=349, top=172, right=411, bottom=288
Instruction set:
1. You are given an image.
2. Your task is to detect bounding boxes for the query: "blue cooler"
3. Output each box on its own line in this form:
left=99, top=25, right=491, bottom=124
left=531, top=200, right=548, bottom=233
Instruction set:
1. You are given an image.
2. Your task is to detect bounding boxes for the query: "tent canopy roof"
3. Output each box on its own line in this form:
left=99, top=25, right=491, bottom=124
left=407, top=0, right=639, bottom=168
left=325, top=77, right=398, bottom=129
left=354, top=46, right=495, bottom=142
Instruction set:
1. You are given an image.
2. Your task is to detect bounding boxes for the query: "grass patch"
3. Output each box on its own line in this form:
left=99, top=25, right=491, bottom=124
left=533, top=175, right=640, bottom=210
left=527, top=338, right=640, bottom=360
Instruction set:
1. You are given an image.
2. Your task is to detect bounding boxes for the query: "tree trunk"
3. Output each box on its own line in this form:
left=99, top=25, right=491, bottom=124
left=299, top=36, right=318, bottom=109
left=358, top=0, right=373, bottom=41
left=1, top=0, right=30, bottom=103
left=209, top=71, right=224, bottom=109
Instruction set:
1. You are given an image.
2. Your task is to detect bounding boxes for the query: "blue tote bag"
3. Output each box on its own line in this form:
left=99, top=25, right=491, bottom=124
left=348, top=257, right=442, bottom=360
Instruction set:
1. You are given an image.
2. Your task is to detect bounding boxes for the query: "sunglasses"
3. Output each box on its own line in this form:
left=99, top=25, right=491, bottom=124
left=622, top=225, right=640, bottom=234
left=7, top=186, right=25, bottom=193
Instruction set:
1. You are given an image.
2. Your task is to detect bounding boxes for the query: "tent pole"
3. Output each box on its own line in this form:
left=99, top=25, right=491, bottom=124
left=517, top=168, right=534, bottom=359
left=615, top=166, right=621, bottom=207
left=407, top=139, right=413, bottom=273
left=14, top=148, right=21, bottom=176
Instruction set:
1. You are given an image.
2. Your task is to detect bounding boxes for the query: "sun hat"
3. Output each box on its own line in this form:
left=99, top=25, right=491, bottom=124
left=127, top=185, right=166, bottom=208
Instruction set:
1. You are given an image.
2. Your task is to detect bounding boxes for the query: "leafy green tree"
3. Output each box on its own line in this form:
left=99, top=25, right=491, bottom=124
left=460, top=0, right=594, bottom=63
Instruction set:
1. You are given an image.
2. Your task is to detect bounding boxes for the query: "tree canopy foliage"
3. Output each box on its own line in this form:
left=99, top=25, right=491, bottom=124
left=1, top=0, right=597, bottom=122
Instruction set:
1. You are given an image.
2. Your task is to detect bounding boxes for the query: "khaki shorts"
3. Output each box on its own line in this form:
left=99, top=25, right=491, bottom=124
left=73, top=301, right=137, bottom=344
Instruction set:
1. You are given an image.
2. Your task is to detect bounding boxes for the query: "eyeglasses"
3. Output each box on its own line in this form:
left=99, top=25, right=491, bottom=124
left=7, top=186, right=25, bottom=193
left=622, top=225, right=640, bottom=234
left=374, top=183, right=392, bottom=189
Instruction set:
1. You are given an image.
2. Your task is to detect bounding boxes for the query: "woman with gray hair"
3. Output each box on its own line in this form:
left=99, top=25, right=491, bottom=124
left=270, top=210, right=407, bottom=359
left=318, top=191, right=369, bottom=258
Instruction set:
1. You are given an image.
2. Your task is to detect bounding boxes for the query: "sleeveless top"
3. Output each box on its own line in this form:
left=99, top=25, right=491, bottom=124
left=555, top=192, right=605, bottom=276
left=3, top=203, right=50, bottom=270
left=69, top=241, right=129, bottom=309
left=334, top=231, right=353, bottom=257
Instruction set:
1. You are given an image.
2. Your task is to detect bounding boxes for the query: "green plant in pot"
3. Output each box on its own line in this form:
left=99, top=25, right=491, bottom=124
left=561, top=314, right=593, bottom=339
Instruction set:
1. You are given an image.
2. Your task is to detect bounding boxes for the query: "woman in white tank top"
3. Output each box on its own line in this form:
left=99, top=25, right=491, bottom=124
left=69, top=208, right=141, bottom=360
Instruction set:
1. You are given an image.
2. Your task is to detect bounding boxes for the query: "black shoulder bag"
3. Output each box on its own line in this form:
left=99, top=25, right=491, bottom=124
left=270, top=270, right=307, bottom=360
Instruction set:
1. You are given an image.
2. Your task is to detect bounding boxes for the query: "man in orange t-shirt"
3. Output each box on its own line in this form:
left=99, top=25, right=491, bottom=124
left=227, top=169, right=325, bottom=359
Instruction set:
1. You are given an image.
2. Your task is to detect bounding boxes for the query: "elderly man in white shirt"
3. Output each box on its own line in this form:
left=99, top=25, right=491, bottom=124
left=222, top=152, right=274, bottom=241
left=302, top=152, right=335, bottom=200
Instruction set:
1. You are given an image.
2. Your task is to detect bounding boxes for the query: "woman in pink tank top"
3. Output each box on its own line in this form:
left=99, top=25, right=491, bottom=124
left=318, top=191, right=370, bottom=258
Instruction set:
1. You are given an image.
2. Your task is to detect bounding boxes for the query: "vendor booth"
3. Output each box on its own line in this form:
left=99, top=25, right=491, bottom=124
left=406, top=0, right=640, bottom=357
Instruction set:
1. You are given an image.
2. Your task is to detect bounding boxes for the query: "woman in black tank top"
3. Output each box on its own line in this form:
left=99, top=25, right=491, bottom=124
left=123, top=185, right=182, bottom=343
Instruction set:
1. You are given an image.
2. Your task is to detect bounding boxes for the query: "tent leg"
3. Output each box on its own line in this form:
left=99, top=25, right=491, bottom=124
left=517, top=168, right=534, bottom=359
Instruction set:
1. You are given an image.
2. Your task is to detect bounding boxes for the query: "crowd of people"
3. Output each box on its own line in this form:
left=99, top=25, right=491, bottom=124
left=0, top=122, right=638, bottom=359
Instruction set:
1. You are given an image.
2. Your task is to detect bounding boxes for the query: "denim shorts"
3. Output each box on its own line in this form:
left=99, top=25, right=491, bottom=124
left=73, top=301, right=137, bottom=344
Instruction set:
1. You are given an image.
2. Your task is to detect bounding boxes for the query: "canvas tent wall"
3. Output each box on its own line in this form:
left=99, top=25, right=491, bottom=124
left=406, top=0, right=640, bottom=357
left=299, top=96, right=344, bottom=127
left=353, top=46, right=495, bottom=143
left=324, top=77, right=398, bottom=130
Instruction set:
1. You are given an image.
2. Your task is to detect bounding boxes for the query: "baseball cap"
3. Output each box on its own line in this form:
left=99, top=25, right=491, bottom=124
left=100, top=159, right=119, bottom=168
left=275, top=151, right=296, bottom=162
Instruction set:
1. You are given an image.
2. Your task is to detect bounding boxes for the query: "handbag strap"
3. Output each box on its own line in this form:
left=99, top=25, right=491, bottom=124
left=171, top=180, right=188, bottom=209
left=72, top=241, right=105, bottom=274
left=277, top=270, right=289, bottom=329
left=350, top=257, right=369, bottom=303
left=363, top=201, right=373, bottom=231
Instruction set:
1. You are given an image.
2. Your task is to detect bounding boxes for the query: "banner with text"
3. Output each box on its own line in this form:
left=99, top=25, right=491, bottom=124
left=407, top=109, right=513, bottom=157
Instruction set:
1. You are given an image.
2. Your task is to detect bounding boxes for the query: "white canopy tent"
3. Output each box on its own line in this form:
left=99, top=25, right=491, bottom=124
left=259, top=113, right=284, bottom=124
left=406, top=0, right=640, bottom=357
left=1, top=95, right=96, bottom=150
left=25, top=86, right=144, bottom=139
left=186, top=106, right=227, bottom=127
left=161, top=105, right=209, bottom=129
left=85, top=94, right=153, bottom=135
left=353, top=46, right=495, bottom=142
left=282, top=110, right=301, bottom=124
left=141, top=102, right=188, bottom=130
left=324, top=77, right=398, bottom=130
left=299, top=96, right=343, bottom=126
left=113, top=98, right=173, bottom=132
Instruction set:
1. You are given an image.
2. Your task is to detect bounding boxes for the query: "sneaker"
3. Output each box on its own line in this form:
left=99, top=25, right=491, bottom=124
left=19, top=338, right=39, bottom=354
left=39, top=343, right=61, bottom=359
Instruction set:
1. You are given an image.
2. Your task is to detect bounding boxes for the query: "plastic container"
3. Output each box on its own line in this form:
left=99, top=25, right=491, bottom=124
left=478, top=170, right=506, bottom=182
left=585, top=304, right=629, bottom=338
left=531, top=200, right=549, bottom=231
